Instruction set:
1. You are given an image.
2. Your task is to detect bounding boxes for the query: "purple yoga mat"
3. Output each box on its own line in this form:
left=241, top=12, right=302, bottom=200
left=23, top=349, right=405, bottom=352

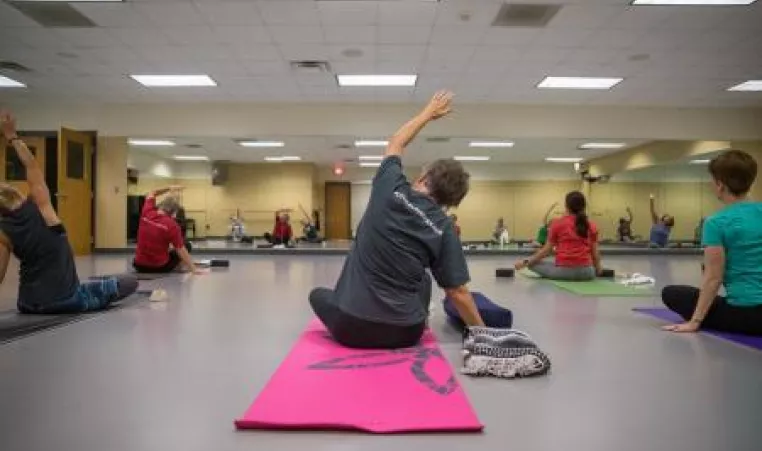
left=633, top=307, right=762, bottom=351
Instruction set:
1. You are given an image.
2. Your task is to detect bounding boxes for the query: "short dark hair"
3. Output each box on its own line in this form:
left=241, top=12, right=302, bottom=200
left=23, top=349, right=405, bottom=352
left=709, top=149, right=757, bottom=196
left=423, top=159, right=470, bottom=208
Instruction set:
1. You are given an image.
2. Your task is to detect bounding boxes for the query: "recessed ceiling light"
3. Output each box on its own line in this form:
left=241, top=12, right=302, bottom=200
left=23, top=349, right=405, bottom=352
left=632, top=0, right=755, bottom=5
left=579, top=142, right=626, bottom=150
left=690, top=159, right=711, bottom=164
left=265, top=156, right=301, bottom=162
left=13, top=0, right=124, bottom=2
left=727, top=80, right=762, bottom=92
left=546, top=157, right=584, bottom=163
left=468, top=141, right=514, bottom=148
left=0, top=75, right=26, bottom=88
left=360, top=162, right=382, bottom=168
left=337, top=75, right=417, bottom=87
left=173, top=155, right=208, bottom=161
left=129, top=139, right=176, bottom=147
left=359, top=155, right=384, bottom=161
left=355, top=140, right=389, bottom=147
left=239, top=141, right=285, bottom=148
left=130, top=75, right=217, bottom=87
left=537, top=77, right=623, bottom=90
left=454, top=156, right=491, bottom=162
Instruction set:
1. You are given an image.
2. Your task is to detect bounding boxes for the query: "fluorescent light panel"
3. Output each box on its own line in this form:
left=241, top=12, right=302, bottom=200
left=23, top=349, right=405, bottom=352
left=690, top=159, right=711, bottom=164
left=173, top=155, right=208, bottom=161
left=14, top=0, right=124, bottom=2
left=0, top=75, right=26, bottom=88
left=728, top=80, right=762, bottom=92
left=239, top=141, right=285, bottom=148
left=130, top=75, right=216, bottom=87
left=355, top=140, right=388, bottom=147
left=546, top=157, right=584, bottom=163
left=632, top=0, right=755, bottom=5
left=359, top=155, right=383, bottom=161
left=538, top=77, right=623, bottom=90
left=338, top=75, right=417, bottom=87
left=579, top=142, right=626, bottom=150
left=469, top=141, right=514, bottom=148
left=129, top=139, right=175, bottom=147
left=360, top=162, right=382, bottom=168
left=454, top=156, right=491, bottom=162
left=265, top=156, right=301, bottom=162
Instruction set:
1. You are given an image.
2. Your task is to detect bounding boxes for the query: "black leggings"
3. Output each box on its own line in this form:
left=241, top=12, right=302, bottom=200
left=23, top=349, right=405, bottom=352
left=309, top=287, right=427, bottom=349
left=662, top=285, right=762, bottom=336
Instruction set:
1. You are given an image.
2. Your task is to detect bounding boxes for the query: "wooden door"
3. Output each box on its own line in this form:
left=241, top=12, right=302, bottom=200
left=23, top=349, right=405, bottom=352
left=58, top=128, right=93, bottom=255
left=0, top=136, right=46, bottom=197
left=324, top=182, right=351, bottom=240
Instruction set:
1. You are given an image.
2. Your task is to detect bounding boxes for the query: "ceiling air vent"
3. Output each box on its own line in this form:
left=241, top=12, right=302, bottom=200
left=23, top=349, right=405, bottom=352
left=9, top=1, right=97, bottom=28
left=290, top=61, right=332, bottom=75
left=335, top=144, right=353, bottom=150
left=491, top=4, right=561, bottom=28
left=185, top=144, right=203, bottom=149
left=0, top=61, right=31, bottom=72
left=426, top=137, right=451, bottom=143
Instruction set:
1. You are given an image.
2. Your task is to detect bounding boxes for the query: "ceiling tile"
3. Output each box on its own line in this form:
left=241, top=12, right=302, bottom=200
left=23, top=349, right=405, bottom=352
left=134, top=3, right=206, bottom=26
left=376, top=45, right=427, bottom=64
left=213, top=25, right=272, bottom=45
left=481, top=28, right=541, bottom=47
left=324, top=26, right=376, bottom=45
left=277, top=44, right=329, bottom=62
left=430, top=24, right=486, bottom=45
left=164, top=26, right=218, bottom=46
left=434, top=0, right=502, bottom=27
left=317, top=1, right=378, bottom=25
left=193, top=2, right=262, bottom=26
left=377, top=26, right=432, bottom=45
left=377, top=2, right=437, bottom=26
left=257, top=0, right=320, bottom=25
left=112, top=28, right=172, bottom=48
left=56, top=29, right=125, bottom=49
left=269, top=26, right=324, bottom=44
left=73, top=3, right=152, bottom=28
left=228, top=44, right=282, bottom=61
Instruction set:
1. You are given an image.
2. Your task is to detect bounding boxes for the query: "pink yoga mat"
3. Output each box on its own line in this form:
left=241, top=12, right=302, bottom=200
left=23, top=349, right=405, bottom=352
left=235, top=319, right=483, bottom=434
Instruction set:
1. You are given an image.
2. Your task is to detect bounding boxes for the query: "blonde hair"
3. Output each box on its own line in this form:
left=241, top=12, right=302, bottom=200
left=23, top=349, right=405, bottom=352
left=0, top=184, right=23, bottom=213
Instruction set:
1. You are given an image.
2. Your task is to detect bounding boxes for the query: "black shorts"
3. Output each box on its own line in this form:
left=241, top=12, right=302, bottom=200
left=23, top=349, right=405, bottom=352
left=133, top=250, right=181, bottom=273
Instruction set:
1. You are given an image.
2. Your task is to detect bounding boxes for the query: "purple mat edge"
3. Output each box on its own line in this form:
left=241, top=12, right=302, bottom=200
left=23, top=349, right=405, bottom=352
left=633, top=307, right=762, bottom=350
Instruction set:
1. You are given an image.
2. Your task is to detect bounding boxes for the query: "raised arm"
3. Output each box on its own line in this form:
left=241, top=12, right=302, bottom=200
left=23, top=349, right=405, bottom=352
left=626, top=207, right=633, bottom=222
left=147, top=186, right=182, bottom=199
left=385, top=91, right=453, bottom=158
left=0, top=234, right=11, bottom=284
left=0, top=112, right=59, bottom=226
left=543, top=202, right=558, bottom=225
left=649, top=194, right=658, bottom=224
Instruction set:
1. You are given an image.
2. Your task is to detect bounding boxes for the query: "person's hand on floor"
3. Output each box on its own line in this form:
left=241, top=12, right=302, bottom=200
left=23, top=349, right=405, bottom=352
left=662, top=321, right=700, bottom=333
left=514, top=260, right=527, bottom=271
left=193, top=267, right=210, bottom=275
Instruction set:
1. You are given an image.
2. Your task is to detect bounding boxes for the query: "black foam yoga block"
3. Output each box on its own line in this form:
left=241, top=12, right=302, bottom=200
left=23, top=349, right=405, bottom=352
left=210, top=259, right=230, bottom=268
left=599, top=269, right=615, bottom=278
left=495, top=268, right=515, bottom=278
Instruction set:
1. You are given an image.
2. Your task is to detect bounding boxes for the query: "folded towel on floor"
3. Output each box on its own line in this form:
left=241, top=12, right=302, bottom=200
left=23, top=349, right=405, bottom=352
left=620, top=273, right=655, bottom=286
left=461, top=326, right=551, bottom=379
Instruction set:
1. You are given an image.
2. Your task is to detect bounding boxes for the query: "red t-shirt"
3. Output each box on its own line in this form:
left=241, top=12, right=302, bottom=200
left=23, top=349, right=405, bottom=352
left=134, top=197, right=184, bottom=267
left=273, top=213, right=292, bottom=240
left=549, top=215, right=598, bottom=267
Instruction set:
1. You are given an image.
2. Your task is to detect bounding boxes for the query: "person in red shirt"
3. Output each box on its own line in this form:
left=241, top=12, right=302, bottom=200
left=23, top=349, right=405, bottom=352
left=266, top=208, right=293, bottom=246
left=133, top=187, right=200, bottom=274
left=515, top=191, right=602, bottom=281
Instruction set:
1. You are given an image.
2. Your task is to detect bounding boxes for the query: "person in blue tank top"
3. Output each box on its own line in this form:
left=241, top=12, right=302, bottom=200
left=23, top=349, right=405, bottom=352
left=0, top=111, right=138, bottom=314
left=662, top=149, right=762, bottom=335
left=648, top=194, right=674, bottom=248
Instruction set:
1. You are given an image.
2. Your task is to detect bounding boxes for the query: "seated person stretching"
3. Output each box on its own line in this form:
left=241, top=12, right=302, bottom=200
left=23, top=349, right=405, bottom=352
left=531, top=202, right=558, bottom=247
left=265, top=209, right=293, bottom=246
left=649, top=194, right=674, bottom=248
left=617, top=207, right=634, bottom=242
left=662, top=150, right=762, bottom=335
left=515, top=191, right=602, bottom=281
left=133, top=187, right=200, bottom=274
left=308, top=91, right=484, bottom=349
left=0, top=111, right=138, bottom=313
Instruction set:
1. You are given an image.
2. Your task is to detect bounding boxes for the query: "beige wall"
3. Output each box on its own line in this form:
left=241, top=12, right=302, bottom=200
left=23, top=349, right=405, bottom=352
left=129, top=163, right=314, bottom=237
left=95, top=137, right=128, bottom=248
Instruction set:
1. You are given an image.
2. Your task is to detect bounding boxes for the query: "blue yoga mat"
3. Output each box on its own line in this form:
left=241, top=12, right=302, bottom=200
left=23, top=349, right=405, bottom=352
left=633, top=307, right=762, bottom=351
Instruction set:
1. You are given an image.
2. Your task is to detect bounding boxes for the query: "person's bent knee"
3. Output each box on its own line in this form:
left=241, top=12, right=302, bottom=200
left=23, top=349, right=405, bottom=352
left=661, top=285, right=681, bottom=309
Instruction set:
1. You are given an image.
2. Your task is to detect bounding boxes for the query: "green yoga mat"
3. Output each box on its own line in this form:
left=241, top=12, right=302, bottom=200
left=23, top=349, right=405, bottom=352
left=545, top=279, right=654, bottom=297
left=519, top=269, right=653, bottom=296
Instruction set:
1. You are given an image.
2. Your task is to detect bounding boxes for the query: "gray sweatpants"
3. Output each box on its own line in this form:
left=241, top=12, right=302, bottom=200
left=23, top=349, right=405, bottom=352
left=530, top=260, right=595, bottom=281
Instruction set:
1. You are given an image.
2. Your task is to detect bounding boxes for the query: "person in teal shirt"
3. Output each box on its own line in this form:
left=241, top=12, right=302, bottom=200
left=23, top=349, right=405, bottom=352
left=662, top=150, right=762, bottom=335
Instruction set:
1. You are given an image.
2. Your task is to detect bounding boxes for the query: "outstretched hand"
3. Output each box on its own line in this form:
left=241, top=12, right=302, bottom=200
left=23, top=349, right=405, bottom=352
left=662, top=321, right=699, bottom=333
left=0, top=111, right=18, bottom=140
left=423, top=90, right=454, bottom=120
left=514, top=260, right=527, bottom=271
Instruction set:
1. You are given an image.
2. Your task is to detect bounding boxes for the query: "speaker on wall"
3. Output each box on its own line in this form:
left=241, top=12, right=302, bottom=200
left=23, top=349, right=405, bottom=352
left=212, top=161, right=229, bottom=186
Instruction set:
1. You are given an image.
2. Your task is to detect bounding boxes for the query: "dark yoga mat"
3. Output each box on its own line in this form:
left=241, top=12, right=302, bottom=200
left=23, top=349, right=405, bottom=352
left=0, top=311, right=84, bottom=344
left=633, top=307, right=762, bottom=351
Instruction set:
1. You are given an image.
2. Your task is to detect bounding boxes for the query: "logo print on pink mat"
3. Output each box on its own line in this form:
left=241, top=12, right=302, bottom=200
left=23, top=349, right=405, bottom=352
left=308, top=346, right=458, bottom=396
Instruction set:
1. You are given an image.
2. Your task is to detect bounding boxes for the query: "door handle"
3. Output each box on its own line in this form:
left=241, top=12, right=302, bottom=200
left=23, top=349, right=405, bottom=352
left=55, top=193, right=68, bottom=198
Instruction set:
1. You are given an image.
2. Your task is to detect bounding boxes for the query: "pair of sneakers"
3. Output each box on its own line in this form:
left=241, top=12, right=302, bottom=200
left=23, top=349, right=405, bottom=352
left=461, top=327, right=551, bottom=379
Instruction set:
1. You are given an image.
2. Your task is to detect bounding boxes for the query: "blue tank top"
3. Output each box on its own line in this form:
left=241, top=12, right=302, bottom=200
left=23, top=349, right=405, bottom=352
left=649, top=223, right=671, bottom=247
left=0, top=200, right=79, bottom=307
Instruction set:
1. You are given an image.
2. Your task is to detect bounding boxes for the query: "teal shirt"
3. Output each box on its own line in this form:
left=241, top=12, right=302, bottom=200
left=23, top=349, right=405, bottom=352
left=702, top=201, right=762, bottom=306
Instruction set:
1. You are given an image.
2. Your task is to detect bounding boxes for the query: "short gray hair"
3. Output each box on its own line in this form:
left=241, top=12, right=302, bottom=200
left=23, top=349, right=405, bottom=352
left=157, top=196, right=180, bottom=215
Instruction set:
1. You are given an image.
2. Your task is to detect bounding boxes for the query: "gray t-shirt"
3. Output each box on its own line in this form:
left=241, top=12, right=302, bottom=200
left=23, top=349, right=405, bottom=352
left=333, top=156, right=470, bottom=326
